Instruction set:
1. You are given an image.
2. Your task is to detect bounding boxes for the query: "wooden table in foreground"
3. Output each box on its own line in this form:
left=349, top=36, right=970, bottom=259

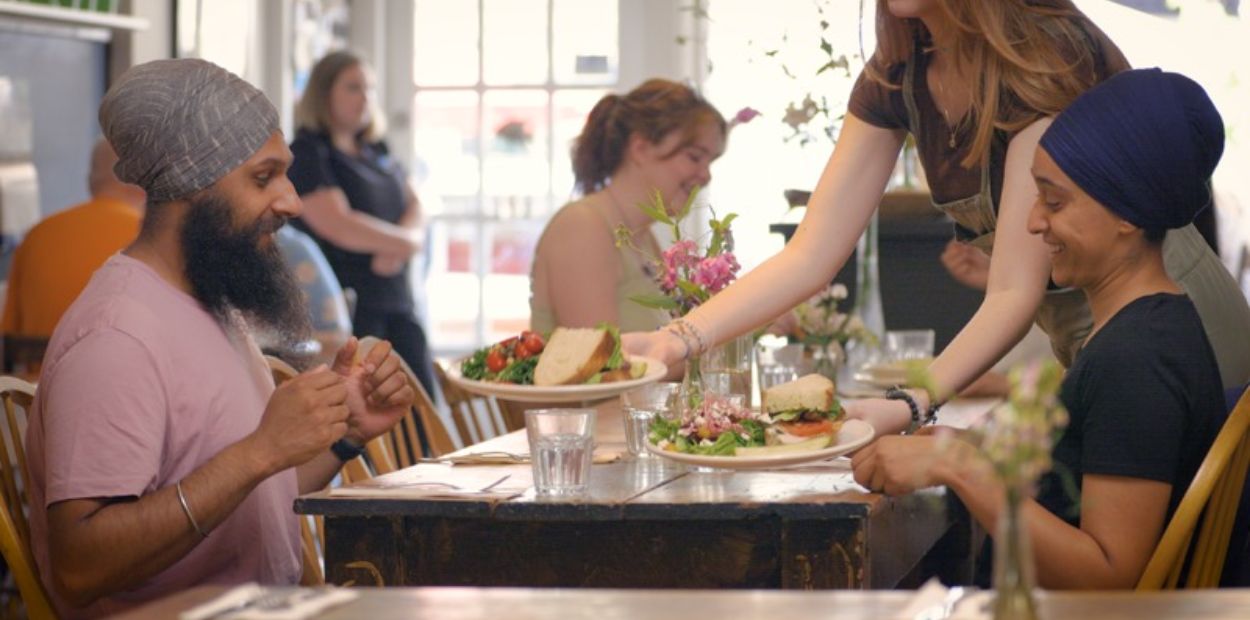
left=295, top=399, right=998, bottom=590
left=116, top=585, right=1250, bottom=620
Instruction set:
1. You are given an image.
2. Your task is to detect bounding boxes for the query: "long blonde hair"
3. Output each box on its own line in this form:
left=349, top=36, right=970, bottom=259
left=295, top=50, right=385, bottom=143
left=865, top=0, right=1128, bottom=168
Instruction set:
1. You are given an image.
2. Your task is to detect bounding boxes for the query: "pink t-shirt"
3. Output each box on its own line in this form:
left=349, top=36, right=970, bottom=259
left=26, top=254, right=301, bottom=619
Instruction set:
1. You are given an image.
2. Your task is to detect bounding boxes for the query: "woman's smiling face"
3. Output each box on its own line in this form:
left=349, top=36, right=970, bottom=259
left=1027, top=147, right=1138, bottom=290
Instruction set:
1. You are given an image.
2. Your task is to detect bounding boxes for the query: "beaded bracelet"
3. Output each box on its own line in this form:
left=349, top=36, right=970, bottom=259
left=885, top=386, right=937, bottom=434
left=668, top=317, right=710, bottom=357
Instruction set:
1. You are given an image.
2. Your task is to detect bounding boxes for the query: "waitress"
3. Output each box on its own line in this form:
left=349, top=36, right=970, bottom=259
left=287, top=50, right=437, bottom=398
left=625, top=0, right=1250, bottom=430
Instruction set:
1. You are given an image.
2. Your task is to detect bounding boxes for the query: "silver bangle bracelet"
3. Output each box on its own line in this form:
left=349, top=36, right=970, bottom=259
left=661, top=324, right=693, bottom=361
left=176, top=480, right=209, bottom=539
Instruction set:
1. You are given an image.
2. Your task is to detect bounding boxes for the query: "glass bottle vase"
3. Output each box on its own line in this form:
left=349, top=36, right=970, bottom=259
left=993, top=486, right=1039, bottom=620
left=679, top=353, right=704, bottom=419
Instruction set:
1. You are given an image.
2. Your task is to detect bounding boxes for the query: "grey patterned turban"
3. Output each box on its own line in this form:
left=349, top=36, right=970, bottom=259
left=99, top=58, right=279, bottom=203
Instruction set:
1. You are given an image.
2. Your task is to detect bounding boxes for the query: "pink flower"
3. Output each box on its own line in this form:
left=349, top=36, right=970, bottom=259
left=662, top=239, right=700, bottom=271
left=691, top=252, right=740, bottom=294
left=731, top=106, right=762, bottom=126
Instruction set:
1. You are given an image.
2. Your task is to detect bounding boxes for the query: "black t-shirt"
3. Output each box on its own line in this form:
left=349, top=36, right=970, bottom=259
left=287, top=128, right=414, bottom=312
left=1037, top=293, right=1225, bottom=526
left=975, top=293, right=1225, bottom=586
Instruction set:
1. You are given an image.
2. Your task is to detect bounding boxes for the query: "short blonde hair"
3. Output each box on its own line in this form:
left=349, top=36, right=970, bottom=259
left=294, top=50, right=386, bottom=143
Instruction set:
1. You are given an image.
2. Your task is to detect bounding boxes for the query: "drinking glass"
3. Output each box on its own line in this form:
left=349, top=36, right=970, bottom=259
left=701, top=333, right=753, bottom=401
left=621, top=382, right=681, bottom=457
left=885, top=329, right=935, bottom=362
left=525, top=408, right=595, bottom=496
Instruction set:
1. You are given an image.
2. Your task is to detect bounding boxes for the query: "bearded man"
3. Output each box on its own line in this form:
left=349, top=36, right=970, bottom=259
left=25, top=58, right=415, bottom=619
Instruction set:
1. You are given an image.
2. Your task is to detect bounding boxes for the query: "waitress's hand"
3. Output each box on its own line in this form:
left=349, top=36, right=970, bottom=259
left=370, top=253, right=406, bottom=277
left=843, top=398, right=914, bottom=437
left=622, top=329, right=687, bottom=379
left=940, top=239, right=991, bottom=291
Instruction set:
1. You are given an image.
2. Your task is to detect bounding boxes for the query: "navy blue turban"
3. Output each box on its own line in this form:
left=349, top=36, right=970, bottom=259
left=1039, top=68, right=1224, bottom=233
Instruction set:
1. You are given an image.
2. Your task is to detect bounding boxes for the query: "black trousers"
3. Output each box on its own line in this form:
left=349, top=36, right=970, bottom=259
left=351, top=307, right=439, bottom=406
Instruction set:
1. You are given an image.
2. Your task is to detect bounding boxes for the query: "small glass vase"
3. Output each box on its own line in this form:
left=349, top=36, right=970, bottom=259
left=806, top=341, right=845, bottom=382
left=993, top=486, right=1039, bottom=620
left=679, top=353, right=704, bottom=419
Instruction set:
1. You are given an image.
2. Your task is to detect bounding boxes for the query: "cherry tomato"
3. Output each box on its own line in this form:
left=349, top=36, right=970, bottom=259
left=513, top=345, right=533, bottom=360
left=520, top=332, right=545, bottom=355
left=485, top=349, right=507, bottom=372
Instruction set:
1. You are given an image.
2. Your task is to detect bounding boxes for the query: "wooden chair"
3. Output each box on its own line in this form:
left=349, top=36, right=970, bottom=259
left=359, top=337, right=456, bottom=462
left=434, top=360, right=511, bottom=447
left=264, top=356, right=328, bottom=586
left=0, top=376, right=56, bottom=619
left=1137, top=388, right=1250, bottom=589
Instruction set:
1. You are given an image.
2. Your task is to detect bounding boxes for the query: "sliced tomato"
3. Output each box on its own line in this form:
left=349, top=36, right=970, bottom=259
left=520, top=332, right=545, bottom=355
left=778, top=418, right=835, bottom=437
left=485, top=349, right=507, bottom=372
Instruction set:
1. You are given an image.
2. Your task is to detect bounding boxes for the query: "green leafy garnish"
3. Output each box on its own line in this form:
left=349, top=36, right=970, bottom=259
left=461, top=349, right=488, bottom=380
left=496, top=356, right=538, bottom=385
left=599, top=322, right=624, bottom=370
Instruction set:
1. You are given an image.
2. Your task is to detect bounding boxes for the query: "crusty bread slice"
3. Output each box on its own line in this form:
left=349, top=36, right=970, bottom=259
left=533, top=327, right=616, bottom=386
left=763, top=373, right=835, bottom=414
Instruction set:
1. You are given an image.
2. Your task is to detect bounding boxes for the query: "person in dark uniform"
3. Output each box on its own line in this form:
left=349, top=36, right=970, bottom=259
left=287, top=50, right=437, bottom=400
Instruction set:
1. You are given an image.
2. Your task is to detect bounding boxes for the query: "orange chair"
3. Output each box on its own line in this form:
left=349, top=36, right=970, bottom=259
left=0, top=376, right=57, bottom=619
left=1137, top=388, right=1250, bottom=589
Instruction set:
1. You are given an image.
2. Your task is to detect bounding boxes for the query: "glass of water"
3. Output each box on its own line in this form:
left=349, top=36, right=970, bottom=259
left=885, top=329, right=936, bottom=362
left=525, top=408, right=596, bottom=496
left=702, top=333, right=753, bottom=402
left=621, top=382, right=681, bottom=458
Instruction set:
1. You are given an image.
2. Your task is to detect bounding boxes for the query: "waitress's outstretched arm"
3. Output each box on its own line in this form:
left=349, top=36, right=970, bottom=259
left=924, top=119, right=1055, bottom=403
left=624, top=114, right=904, bottom=362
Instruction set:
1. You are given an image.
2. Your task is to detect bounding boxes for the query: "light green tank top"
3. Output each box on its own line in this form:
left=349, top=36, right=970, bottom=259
left=530, top=203, right=671, bottom=335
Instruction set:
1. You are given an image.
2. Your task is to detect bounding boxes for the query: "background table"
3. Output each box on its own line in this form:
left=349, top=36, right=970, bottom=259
left=116, top=584, right=1250, bottom=620
left=295, top=399, right=998, bottom=590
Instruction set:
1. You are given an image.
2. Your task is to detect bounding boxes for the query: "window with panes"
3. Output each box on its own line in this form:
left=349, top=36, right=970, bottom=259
left=411, top=0, right=621, bottom=355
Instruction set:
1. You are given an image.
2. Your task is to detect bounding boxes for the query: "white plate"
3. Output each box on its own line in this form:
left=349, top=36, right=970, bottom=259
left=445, top=355, right=667, bottom=403
left=644, top=419, right=875, bottom=470
left=852, top=371, right=903, bottom=389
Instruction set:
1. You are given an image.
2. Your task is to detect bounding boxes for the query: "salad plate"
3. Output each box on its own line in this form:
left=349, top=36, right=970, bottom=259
left=644, top=419, right=875, bottom=470
left=445, top=355, right=667, bottom=403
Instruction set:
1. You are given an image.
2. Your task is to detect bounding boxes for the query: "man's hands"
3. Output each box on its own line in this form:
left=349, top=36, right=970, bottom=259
left=331, top=337, right=415, bottom=445
left=252, top=366, right=349, bottom=474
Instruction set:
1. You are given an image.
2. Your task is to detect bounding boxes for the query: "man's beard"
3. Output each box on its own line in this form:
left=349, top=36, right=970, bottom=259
left=181, top=191, right=311, bottom=354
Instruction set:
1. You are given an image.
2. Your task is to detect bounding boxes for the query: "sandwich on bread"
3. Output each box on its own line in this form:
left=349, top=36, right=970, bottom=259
left=533, top=325, right=645, bottom=386
left=762, top=373, right=844, bottom=445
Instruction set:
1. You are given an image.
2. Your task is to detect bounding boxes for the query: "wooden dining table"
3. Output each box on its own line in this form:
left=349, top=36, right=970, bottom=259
left=295, top=397, right=1000, bottom=590
left=116, top=584, right=1250, bottom=619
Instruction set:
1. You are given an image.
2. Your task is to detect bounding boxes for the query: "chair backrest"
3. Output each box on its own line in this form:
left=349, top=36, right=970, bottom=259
left=0, top=376, right=56, bottom=619
left=1137, top=388, right=1250, bottom=589
left=433, top=360, right=511, bottom=447
left=360, top=337, right=456, bottom=461
left=265, top=355, right=299, bottom=385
